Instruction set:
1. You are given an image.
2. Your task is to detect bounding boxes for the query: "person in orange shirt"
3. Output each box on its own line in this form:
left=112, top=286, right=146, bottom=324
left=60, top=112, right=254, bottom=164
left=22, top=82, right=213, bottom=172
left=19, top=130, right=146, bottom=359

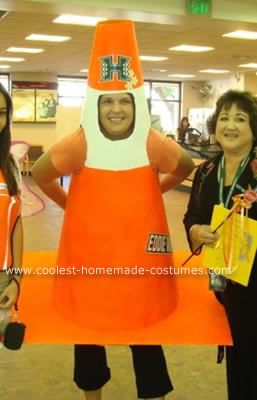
left=32, top=20, right=194, bottom=400
left=0, top=83, right=23, bottom=339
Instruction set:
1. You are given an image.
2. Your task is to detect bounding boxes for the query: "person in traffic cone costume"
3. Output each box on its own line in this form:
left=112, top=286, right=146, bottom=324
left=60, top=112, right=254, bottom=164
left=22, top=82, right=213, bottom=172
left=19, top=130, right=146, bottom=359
left=30, top=20, right=233, bottom=399
left=32, top=20, right=195, bottom=333
left=51, top=19, right=194, bottom=331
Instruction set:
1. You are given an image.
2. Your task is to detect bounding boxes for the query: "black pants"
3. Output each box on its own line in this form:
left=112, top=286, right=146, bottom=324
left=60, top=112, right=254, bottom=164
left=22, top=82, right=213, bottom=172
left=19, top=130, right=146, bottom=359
left=223, top=279, right=257, bottom=400
left=74, top=344, right=173, bottom=398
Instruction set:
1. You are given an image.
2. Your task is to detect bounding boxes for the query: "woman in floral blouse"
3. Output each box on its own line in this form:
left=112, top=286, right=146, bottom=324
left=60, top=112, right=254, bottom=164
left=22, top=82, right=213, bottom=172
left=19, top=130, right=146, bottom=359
left=184, top=90, right=257, bottom=400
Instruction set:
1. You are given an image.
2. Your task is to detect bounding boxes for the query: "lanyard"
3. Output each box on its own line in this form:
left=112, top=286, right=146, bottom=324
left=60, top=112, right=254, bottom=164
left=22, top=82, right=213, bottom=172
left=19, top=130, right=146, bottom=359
left=219, top=153, right=250, bottom=208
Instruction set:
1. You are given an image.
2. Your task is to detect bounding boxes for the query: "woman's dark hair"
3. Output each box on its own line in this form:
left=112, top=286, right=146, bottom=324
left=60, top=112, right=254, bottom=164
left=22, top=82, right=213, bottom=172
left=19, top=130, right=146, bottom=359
left=180, top=116, right=189, bottom=128
left=177, top=116, right=189, bottom=143
left=207, top=90, right=257, bottom=141
left=0, top=83, right=18, bottom=195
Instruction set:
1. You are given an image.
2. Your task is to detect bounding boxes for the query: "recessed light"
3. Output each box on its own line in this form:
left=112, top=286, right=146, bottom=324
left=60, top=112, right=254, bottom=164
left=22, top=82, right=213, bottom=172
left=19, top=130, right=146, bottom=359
left=80, top=68, right=88, bottom=73
left=140, top=56, right=168, bottom=61
left=152, top=69, right=168, bottom=72
left=53, top=14, right=106, bottom=26
left=0, top=57, right=25, bottom=62
left=169, top=45, right=214, bottom=52
left=0, top=65, right=10, bottom=69
left=7, top=47, right=44, bottom=54
left=168, top=74, right=195, bottom=78
left=238, top=63, right=257, bottom=68
left=223, top=30, right=257, bottom=40
left=199, top=69, right=229, bottom=73
left=26, top=34, right=71, bottom=42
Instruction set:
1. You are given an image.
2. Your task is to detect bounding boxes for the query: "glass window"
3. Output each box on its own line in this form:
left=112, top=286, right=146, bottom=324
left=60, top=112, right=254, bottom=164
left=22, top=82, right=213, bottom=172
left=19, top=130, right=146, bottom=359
left=151, top=100, right=180, bottom=135
left=146, top=81, right=181, bottom=136
left=59, top=97, right=85, bottom=107
left=0, top=74, right=10, bottom=92
left=144, top=82, right=150, bottom=99
left=58, top=76, right=87, bottom=106
left=151, top=82, right=180, bottom=101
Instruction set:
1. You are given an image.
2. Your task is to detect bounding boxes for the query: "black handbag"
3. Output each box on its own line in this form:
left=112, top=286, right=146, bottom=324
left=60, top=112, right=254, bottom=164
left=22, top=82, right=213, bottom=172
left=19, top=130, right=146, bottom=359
left=3, top=310, right=26, bottom=350
left=2, top=277, right=26, bottom=350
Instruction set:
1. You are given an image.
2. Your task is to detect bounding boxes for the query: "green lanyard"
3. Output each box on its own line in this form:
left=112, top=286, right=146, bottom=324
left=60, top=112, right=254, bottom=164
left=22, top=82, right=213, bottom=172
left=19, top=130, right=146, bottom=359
left=219, top=154, right=250, bottom=208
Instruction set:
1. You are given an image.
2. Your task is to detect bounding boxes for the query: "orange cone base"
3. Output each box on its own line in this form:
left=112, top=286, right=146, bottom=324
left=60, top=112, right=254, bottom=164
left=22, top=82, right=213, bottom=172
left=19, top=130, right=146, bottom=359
left=19, top=251, right=232, bottom=345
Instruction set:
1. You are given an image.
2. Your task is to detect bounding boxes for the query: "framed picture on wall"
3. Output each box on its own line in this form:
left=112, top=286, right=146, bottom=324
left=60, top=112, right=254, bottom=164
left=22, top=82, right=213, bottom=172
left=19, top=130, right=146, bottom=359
left=12, top=88, right=36, bottom=122
left=36, top=89, right=58, bottom=122
left=12, top=81, right=58, bottom=123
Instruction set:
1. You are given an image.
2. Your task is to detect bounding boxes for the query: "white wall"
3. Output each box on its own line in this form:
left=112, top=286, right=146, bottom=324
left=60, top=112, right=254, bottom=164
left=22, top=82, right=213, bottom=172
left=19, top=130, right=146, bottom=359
left=244, top=73, right=257, bottom=94
left=181, top=81, right=206, bottom=117
left=12, top=122, right=57, bottom=152
left=205, top=74, right=245, bottom=108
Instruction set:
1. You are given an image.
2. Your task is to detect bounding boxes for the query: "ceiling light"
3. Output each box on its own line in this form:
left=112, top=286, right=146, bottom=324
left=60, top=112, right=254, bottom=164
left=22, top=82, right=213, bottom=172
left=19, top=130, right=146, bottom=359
left=53, top=14, right=106, bottom=26
left=169, top=45, right=214, bottom=52
left=0, top=57, right=24, bottom=62
left=140, top=56, right=168, bottom=61
left=152, top=69, right=168, bottom=72
left=223, top=30, right=257, bottom=40
left=168, top=74, right=195, bottom=78
left=0, top=65, right=10, bottom=69
left=199, top=69, right=229, bottom=73
left=238, top=63, right=257, bottom=68
left=80, top=68, right=88, bottom=73
left=7, top=47, right=44, bottom=53
left=26, top=34, right=70, bottom=42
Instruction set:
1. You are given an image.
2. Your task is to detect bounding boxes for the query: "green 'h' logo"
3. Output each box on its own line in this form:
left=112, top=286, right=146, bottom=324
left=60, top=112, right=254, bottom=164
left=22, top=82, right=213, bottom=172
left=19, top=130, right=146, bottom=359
left=100, top=55, right=130, bottom=82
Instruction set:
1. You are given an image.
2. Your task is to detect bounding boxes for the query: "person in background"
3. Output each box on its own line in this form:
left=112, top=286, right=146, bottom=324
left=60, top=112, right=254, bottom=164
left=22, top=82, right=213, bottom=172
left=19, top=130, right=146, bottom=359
left=0, top=83, right=23, bottom=339
left=183, top=89, right=257, bottom=400
left=177, top=116, right=190, bottom=144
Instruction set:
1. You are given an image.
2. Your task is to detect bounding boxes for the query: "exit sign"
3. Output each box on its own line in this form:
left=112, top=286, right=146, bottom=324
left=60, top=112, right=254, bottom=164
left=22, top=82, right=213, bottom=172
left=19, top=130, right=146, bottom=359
left=187, top=0, right=212, bottom=16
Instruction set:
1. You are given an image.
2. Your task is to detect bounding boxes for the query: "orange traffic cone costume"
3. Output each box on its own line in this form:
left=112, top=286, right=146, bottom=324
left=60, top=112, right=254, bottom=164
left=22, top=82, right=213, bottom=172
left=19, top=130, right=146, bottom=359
left=54, top=20, right=179, bottom=331
left=18, top=20, right=231, bottom=345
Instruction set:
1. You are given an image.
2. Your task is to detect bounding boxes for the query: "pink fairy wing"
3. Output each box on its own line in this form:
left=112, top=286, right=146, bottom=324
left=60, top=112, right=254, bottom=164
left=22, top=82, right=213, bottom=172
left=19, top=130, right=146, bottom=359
left=10, top=140, right=30, bottom=162
left=20, top=180, right=45, bottom=218
left=10, top=141, right=45, bottom=217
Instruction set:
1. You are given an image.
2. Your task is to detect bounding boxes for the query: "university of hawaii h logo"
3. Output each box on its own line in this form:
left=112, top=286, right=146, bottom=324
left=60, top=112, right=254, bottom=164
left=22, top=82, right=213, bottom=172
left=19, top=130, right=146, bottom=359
left=100, top=55, right=130, bottom=82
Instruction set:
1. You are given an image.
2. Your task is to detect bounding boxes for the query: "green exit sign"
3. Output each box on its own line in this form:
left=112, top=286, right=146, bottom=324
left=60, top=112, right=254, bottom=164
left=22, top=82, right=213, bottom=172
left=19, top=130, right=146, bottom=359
left=187, top=0, right=212, bottom=16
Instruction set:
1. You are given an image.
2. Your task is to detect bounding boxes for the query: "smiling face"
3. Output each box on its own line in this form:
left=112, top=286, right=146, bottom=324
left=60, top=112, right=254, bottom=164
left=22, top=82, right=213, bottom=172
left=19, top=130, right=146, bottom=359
left=98, top=93, right=135, bottom=140
left=215, top=103, right=254, bottom=156
left=0, top=93, right=7, bottom=133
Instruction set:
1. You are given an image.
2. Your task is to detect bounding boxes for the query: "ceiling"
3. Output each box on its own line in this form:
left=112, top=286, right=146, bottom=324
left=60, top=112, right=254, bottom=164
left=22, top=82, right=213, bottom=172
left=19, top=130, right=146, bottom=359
left=1, top=0, right=257, bottom=81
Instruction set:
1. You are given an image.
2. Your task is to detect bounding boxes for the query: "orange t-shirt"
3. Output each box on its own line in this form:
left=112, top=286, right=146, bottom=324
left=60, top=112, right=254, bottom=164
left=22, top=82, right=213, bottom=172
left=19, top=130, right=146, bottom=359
left=50, top=127, right=182, bottom=175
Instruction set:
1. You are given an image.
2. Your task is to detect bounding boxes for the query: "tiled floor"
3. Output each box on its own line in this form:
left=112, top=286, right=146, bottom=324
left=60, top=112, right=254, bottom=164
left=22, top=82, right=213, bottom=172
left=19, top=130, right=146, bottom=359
left=0, top=179, right=227, bottom=400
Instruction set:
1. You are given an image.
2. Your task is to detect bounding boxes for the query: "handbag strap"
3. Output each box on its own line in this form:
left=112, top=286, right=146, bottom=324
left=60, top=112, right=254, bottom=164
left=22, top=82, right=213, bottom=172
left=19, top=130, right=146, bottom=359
left=9, top=277, right=20, bottom=314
